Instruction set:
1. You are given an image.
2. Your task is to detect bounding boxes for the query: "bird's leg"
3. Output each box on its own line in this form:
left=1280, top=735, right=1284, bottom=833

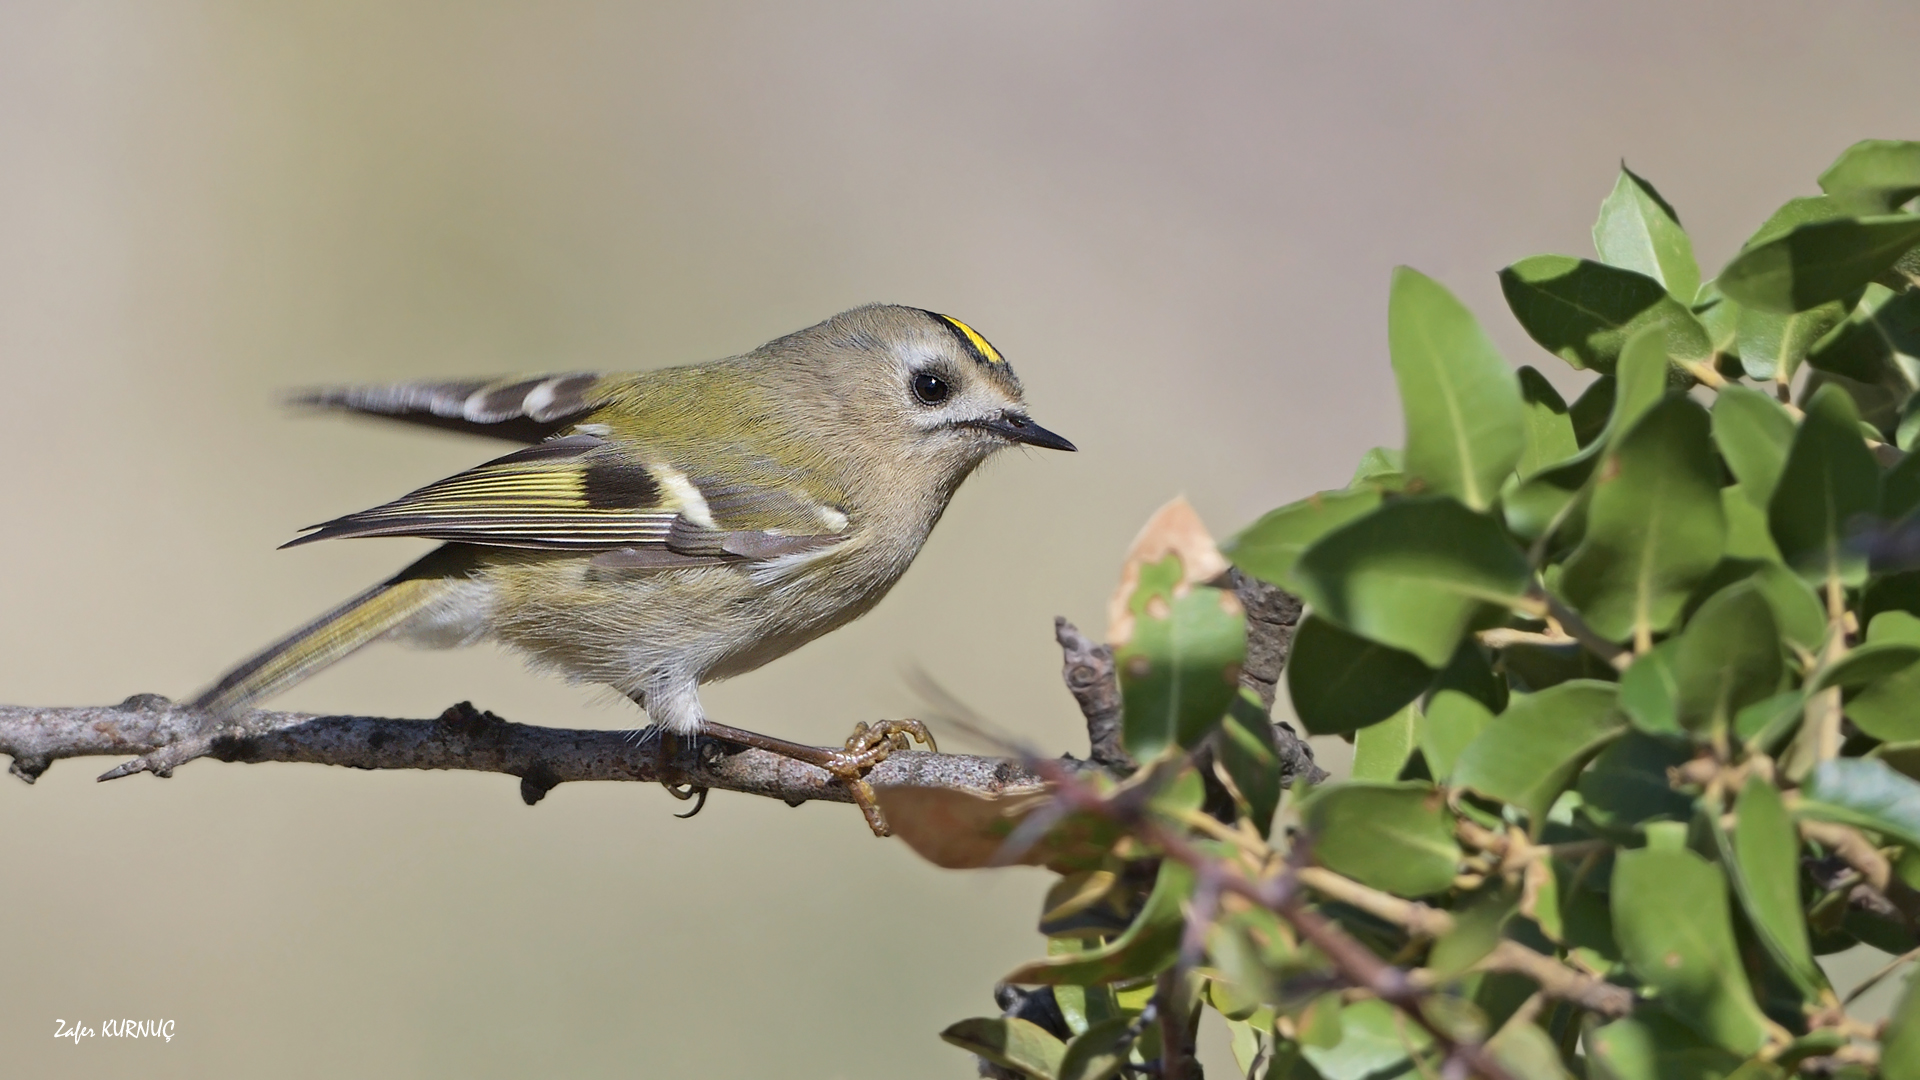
left=696, top=719, right=936, bottom=836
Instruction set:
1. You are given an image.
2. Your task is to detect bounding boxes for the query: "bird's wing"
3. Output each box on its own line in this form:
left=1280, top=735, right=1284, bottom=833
left=282, top=434, right=847, bottom=562
left=292, top=373, right=618, bottom=443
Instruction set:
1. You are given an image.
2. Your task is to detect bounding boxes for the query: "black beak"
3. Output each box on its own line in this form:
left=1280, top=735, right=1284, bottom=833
left=974, top=412, right=1077, bottom=452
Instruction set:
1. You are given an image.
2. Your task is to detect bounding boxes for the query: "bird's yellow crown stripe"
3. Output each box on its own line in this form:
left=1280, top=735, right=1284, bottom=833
left=928, top=312, right=1005, bottom=366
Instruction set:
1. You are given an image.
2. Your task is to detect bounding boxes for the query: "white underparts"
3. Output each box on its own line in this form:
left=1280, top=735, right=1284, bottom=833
left=388, top=579, right=495, bottom=649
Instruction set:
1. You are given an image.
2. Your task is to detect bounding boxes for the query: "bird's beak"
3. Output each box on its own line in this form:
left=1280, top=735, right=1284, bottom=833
left=977, top=412, right=1077, bottom=451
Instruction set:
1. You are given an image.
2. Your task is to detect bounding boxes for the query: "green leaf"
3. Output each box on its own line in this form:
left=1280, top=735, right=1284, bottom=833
left=1227, top=488, right=1384, bottom=594
left=1745, top=562, right=1826, bottom=654
left=1585, top=1011, right=1747, bottom=1080
left=1611, top=847, right=1770, bottom=1054
left=1595, top=164, right=1701, bottom=301
left=1884, top=428, right=1920, bottom=521
left=1292, top=497, right=1531, bottom=668
left=1769, top=383, right=1880, bottom=588
left=1421, top=690, right=1493, bottom=783
left=1299, top=999, right=1429, bottom=1080
left=1351, top=705, right=1417, bottom=782
left=1722, top=487, right=1783, bottom=563
left=1618, top=639, right=1682, bottom=735
left=1749, top=195, right=1848, bottom=247
left=1799, top=756, right=1920, bottom=848
left=1489, top=1021, right=1574, bottom=1080
left=1577, top=731, right=1693, bottom=832
left=1500, top=255, right=1713, bottom=373
left=1518, top=365, right=1580, bottom=477
left=941, top=1017, right=1066, bottom=1080
left=1301, top=782, right=1460, bottom=898
left=1572, top=375, right=1619, bottom=446
left=1390, top=266, right=1527, bottom=509
left=1733, top=298, right=1850, bottom=382
left=1718, top=213, right=1920, bottom=314
left=1559, top=395, right=1727, bottom=643
left=1814, top=640, right=1920, bottom=691
left=1886, top=967, right=1920, bottom=1080
left=1428, top=882, right=1517, bottom=976
left=1727, top=776, right=1826, bottom=998
left=1056, top=1017, right=1131, bottom=1080
left=1352, top=446, right=1406, bottom=488
left=1116, top=580, right=1248, bottom=759
left=1807, top=284, right=1920, bottom=384
left=1452, top=680, right=1625, bottom=829
left=1819, top=139, right=1920, bottom=215
left=1712, top=387, right=1797, bottom=508
left=1672, top=582, right=1782, bottom=734
left=1218, top=695, right=1284, bottom=835
left=1286, top=615, right=1434, bottom=736
left=1005, top=859, right=1194, bottom=984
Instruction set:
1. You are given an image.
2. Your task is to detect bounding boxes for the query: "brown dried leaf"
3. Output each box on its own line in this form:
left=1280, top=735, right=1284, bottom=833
left=1107, top=495, right=1229, bottom=646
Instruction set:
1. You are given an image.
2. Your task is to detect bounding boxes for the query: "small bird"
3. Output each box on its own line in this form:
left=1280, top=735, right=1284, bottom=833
left=191, top=305, right=1074, bottom=830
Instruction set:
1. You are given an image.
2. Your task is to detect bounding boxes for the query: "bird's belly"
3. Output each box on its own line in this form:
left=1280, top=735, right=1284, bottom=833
left=480, top=547, right=908, bottom=692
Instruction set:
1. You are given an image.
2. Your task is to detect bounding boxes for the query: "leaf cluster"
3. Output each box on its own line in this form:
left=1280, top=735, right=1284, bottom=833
left=905, top=142, right=1920, bottom=1080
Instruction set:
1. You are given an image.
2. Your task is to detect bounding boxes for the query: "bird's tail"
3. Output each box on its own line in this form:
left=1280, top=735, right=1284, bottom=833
left=191, top=548, right=475, bottom=715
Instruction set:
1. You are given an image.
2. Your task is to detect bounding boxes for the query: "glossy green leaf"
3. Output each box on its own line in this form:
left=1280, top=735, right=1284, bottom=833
left=1712, top=387, right=1797, bottom=508
left=1585, top=1011, right=1746, bottom=1080
left=1299, top=999, right=1429, bottom=1080
left=1292, top=497, right=1531, bottom=668
left=1718, top=213, right=1920, bottom=314
left=1814, top=640, right=1920, bottom=691
left=1351, top=446, right=1406, bottom=488
left=1428, top=882, right=1516, bottom=976
left=1350, top=705, right=1416, bottom=782
left=1005, top=860, right=1194, bottom=985
left=1577, top=731, right=1692, bottom=831
left=1056, top=1017, right=1131, bottom=1080
left=1218, top=696, right=1283, bottom=835
left=1611, top=848, right=1769, bottom=1054
left=1696, top=280, right=1741, bottom=362
left=1807, top=284, right=1920, bottom=384
left=1728, top=776, right=1826, bottom=998
left=1489, top=1021, right=1574, bottom=1080
left=1517, top=365, right=1580, bottom=476
left=1595, top=164, right=1701, bottom=301
left=1886, top=967, right=1920, bottom=1080
left=1503, top=449, right=1598, bottom=544
left=1721, top=487, right=1783, bottom=562
left=1452, top=681, right=1625, bottom=828
left=1819, top=139, right=1920, bottom=215
left=1301, top=782, right=1459, bottom=898
left=1799, top=756, right=1920, bottom=848
left=1884, top=434, right=1920, bottom=523
left=1227, top=487, right=1383, bottom=594
left=1618, top=639, right=1682, bottom=735
left=1421, top=689, right=1492, bottom=783
left=1389, top=266, right=1527, bottom=510
left=1612, top=324, right=1676, bottom=436
left=1734, top=298, right=1849, bottom=382
left=1749, top=195, right=1848, bottom=247
left=941, top=1017, right=1065, bottom=1080
left=1116, top=580, right=1247, bottom=759
left=1769, top=384, right=1880, bottom=587
left=1500, top=254, right=1712, bottom=373
left=1286, top=615, right=1433, bottom=736
left=1749, top=562, right=1826, bottom=654
left=1672, top=582, right=1782, bottom=734
left=1560, top=395, right=1726, bottom=642
left=1572, top=375, right=1618, bottom=446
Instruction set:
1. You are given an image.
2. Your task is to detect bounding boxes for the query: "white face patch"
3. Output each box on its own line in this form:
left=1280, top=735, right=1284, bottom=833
left=652, top=464, right=716, bottom=528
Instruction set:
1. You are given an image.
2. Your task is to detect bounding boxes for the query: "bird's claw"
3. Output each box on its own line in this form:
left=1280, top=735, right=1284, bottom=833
left=821, top=719, right=937, bottom=837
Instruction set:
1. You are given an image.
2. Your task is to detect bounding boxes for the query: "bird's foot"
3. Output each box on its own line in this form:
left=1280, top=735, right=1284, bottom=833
left=652, top=728, right=711, bottom=818
left=696, top=719, right=936, bottom=836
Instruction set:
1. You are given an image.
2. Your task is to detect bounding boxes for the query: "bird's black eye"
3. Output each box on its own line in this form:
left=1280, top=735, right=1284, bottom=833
left=912, top=372, right=950, bottom=405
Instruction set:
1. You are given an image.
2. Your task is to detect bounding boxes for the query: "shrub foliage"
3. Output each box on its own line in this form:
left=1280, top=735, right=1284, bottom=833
left=902, top=141, right=1920, bottom=1079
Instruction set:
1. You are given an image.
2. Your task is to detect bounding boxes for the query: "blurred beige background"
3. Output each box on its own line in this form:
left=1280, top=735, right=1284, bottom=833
left=4, top=2, right=1917, bottom=1076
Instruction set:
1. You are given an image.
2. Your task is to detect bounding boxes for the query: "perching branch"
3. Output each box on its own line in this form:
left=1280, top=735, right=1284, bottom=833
left=0, top=695, right=1044, bottom=807
left=0, top=582, right=1316, bottom=814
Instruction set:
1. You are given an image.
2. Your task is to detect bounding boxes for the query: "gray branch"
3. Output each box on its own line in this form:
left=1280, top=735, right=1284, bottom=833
left=0, top=695, right=1043, bottom=806
left=0, top=585, right=1315, bottom=809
